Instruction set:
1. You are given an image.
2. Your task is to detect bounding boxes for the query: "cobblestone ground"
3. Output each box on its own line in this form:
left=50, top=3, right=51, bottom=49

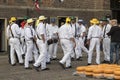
left=0, top=50, right=108, bottom=80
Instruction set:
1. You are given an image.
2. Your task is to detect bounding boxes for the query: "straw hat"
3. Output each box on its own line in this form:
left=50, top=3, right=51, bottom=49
left=27, top=18, right=34, bottom=23
left=90, top=18, right=99, bottom=24
left=39, top=15, right=47, bottom=21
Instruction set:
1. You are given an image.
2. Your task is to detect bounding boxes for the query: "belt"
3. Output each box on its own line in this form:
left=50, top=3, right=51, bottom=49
left=60, top=38, right=69, bottom=40
left=92, top=37, right=99, bottom=38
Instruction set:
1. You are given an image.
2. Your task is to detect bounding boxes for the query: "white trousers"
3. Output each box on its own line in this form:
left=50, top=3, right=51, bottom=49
left=103, top=38, right=110, bottom=61
left=9, top=38, right=23, bottom=65
left=78, top=37, right=89, bottom=58
left=49, top=43, right=58, bottom=59
left=88, top=38, right=100, bottom=64
left=34, top=40, right=47, bottom=69
left=20, top=38, right=26, bottom=55
left=24, top=40, right=39, bottom=68
left=75, top=38, right=81, bottom=59
left=60, top=39, right=73, bottom=67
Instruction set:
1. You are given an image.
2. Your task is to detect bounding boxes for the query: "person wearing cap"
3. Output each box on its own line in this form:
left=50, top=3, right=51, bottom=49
left=77, top=19, right=89, bottom=60
left=47, top=18, right=59, bottom=60
left=58, top=17, right=76, bottom=69
left=100, top=17, right=111, bottom=63
left=70, top=16, right=81, bottom=60
left=107, top=19, right=120, bottom=64
left=33, top=15, right=50, bottom=71
left=24, top=18, right=39, bottom=69
left=6, top=17, right=24, bottom=66
left=87, top=18, right=102, bottom=65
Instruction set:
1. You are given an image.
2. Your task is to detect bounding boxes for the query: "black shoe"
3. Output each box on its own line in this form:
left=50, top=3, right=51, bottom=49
left=65, top=66, right=72, bottom=69
left=25, top=67, right=32, bottom=70
left=52, top=58, right=59, bottom=60
left=19, top=63, right=24, bottom=65
left=71, top=57, right=75, bottom=61
left=11, top=63, right=16, bottom=66
left=76, top=58, right=80, bottom=61
left=59, top=62, right=65, bottom=69
left=41, top=68, right=50, bottom=71
left=114, top=61, right=119, bottom=64
left=34, top=66, right=40, bottom=72
left=87, top=63, right=91, bottom=65
left=101, top=60, right=107, bottom=63
left=29, top=61, right=34, bottom=64
left=46, top=62, right=51, bottom=64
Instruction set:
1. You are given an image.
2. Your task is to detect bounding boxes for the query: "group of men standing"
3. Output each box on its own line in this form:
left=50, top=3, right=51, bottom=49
left=6, top=15, right=120, bottom=72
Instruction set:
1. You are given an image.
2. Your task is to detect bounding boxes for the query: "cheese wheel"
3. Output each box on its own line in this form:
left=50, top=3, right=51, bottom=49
left=76, top=71, right=84, bottom=74
left=114, top=75, right=120, bottom=80
left=76, top=66, right=86, bottom=71
left=114, top=71, right=120, bottom=76
left=104, top=69, right=114, bottom=74
left=103, top=74, right=114, bottom=78
left=114, top=68, right=120, bottom=71
left=85, top=67, right=93, bottom=72
left=93, top=73, right=103, bottom=77
left=108, top=64, right=118, bottom=68
left=98, top=64, right=109, bottom=67
left=85, top=72, right=93, bottom=76
left=93, top=69, right=104, bottom=73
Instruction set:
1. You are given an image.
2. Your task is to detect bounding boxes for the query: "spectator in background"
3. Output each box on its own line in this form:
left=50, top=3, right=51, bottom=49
left=107, top=19, right=120, bottom=64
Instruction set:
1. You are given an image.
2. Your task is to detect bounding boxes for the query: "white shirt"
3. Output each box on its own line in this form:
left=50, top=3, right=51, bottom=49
left=20, top=27, right=25, bottom=38
left=71, top=23, right=80, bottom=37
left=47, top=24, right=58, bottom=39
left=78, top=24, right=86, bottom=36
left=36, top=22, right=47, bottom=40
left=24, top=25, right=34, bottom=41
left=58, top=23, right=73, bottom=39
left=87, top=25, right=102, bottom=39
left=102, top=24, right=111, bottom=38
left=6, top=23, right=20, bottom=39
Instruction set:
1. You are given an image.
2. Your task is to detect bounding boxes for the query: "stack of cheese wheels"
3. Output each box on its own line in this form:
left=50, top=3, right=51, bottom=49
left=114, top=66, right=120, bottom=80
left=84, top=65, right=97, bottom=76
left=76, top=66, right=86, bottom=75
left=103, top=64, right=117, bottom=79
left=93, top=68, right=104, bottom=78
left=92, top=64, right=108, bottom=78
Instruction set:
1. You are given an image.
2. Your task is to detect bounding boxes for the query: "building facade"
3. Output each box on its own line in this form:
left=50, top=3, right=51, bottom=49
left=0, top=0, right=119, bottom=52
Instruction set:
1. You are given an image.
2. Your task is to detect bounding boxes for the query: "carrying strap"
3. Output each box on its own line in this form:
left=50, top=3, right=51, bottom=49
left=103, top=25, right=107, bottom=38
left=9, top=24, right=14, bottom=38
left=70, top=23, right=77, bottom=37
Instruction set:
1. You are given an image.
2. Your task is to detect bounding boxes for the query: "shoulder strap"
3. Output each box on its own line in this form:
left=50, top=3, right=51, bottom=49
left=9, top=24, right=14, bottom=38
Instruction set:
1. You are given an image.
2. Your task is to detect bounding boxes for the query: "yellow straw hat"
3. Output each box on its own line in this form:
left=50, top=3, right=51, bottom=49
left=66, top=17, right=71, bottom=23
left=90, top=18, right=99, bottom=24
left=27, top=18, right=34, bottom=24
left=9, top=17, right=17, bottom=22
left=39, top=15, right=47, bottom=21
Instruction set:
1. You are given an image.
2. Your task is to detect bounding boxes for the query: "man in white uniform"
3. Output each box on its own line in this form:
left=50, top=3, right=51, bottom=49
left=47, top=18, right=59, bottom=60
left=77, top=19, right=89, bottom=60
left=24, top=18, right=38, bottom=69
left=6, top=17, right=23, bottom=66
left=100, top=18, right=111, bottom=63
left=34, top=15, right=49, bottom=71
left=58, top=17, right=76, bottom=69
left=87, top=18, right=102, bottom=65
left=70, top=17, right=80, bottom=60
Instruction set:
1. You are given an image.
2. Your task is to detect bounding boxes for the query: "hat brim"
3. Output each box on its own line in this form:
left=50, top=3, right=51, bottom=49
left=27, top=20, right=34, bottom=23
left=39, top=17, right=47, bottom=21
